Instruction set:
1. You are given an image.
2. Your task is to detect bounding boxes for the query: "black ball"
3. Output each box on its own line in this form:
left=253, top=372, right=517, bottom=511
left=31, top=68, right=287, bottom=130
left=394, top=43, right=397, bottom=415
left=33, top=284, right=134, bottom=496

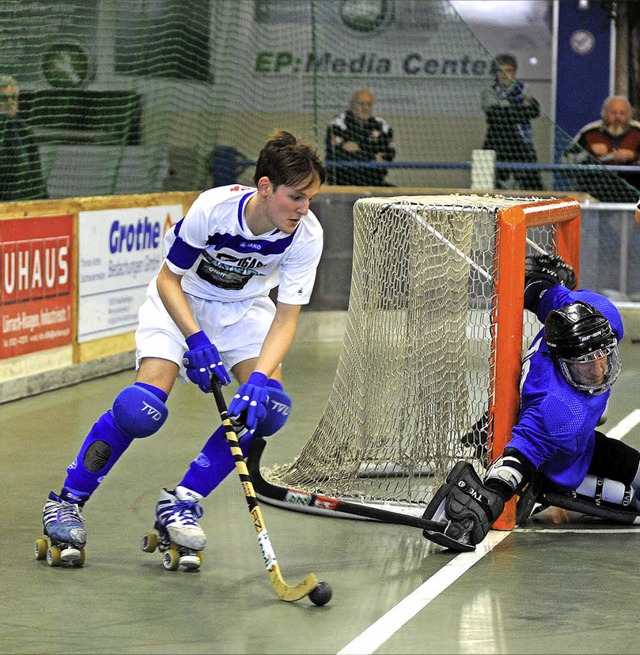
left=309, top=581, right=333, bottom=606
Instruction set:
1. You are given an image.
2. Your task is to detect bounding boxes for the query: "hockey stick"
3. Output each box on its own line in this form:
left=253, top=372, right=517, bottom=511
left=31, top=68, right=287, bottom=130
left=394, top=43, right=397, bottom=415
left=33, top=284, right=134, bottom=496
left=211, top=378, right=329, bottom=604
left=246, top=436, right=448, bottom=533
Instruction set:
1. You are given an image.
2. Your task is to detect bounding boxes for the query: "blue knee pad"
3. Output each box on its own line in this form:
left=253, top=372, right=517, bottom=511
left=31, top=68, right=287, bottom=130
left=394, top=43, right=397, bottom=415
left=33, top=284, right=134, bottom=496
left=111, top=384, right=168, bottom=438
left=255, top=380, right=291, bottom=437
left=178, top=380, right=290, bottom=498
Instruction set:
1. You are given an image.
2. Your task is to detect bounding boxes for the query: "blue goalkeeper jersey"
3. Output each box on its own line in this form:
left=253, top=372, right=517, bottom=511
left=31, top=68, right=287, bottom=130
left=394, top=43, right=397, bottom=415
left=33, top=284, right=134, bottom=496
left=507, top=286, right=624, bottom=491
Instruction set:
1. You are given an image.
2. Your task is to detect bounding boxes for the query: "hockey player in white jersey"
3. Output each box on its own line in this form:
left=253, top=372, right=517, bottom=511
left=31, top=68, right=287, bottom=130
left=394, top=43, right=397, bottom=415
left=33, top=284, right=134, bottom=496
left=38, top=130, right=326, bottom=569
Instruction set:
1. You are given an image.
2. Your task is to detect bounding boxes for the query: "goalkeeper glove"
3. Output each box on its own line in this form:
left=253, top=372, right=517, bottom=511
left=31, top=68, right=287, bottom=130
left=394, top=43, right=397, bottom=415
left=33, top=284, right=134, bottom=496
left=524, top=254, right=576, bottom=313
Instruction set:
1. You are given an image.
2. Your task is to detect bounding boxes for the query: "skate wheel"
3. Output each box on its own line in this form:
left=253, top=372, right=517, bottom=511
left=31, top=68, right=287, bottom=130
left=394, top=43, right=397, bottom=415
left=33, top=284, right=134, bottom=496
left=141, top=532, right=159, bottom=553
left=46, top=546, right=62, bottom=567
left=196, top=551, right=204, bottom=565
left=35, top=538, right=48, bottom=560
left=163, top=549, right=180, bottom=571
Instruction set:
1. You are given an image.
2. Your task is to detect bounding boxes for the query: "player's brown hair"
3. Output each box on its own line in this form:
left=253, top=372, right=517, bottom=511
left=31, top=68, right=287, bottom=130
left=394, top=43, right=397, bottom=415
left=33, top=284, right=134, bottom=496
left=254, top=130, right=326, bottom=190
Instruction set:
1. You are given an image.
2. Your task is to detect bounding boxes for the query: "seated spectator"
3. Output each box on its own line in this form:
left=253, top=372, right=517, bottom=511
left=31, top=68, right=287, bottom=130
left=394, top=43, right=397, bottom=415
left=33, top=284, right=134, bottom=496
left=563, top=96, right=640, bottom=203
left=0, top=74, right=47, bottom=201
left=207, top=145, right=250, bottom=187
left=325, top=89, right=396, bottom=187
left=481, top=53, right=543, bottom=191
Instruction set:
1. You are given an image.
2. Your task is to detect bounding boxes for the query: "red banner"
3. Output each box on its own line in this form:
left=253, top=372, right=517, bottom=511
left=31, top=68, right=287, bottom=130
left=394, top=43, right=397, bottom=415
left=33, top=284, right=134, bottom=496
left=1, top=215, right=75, bottom=358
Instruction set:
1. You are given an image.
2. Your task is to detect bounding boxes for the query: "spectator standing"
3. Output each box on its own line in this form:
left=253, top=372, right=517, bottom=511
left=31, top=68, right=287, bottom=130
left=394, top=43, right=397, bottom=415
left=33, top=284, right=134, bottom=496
left=481, top=53, right=543, bottom=191
left=0, top=75, right=47, bottom=201
left=325, top=89, right=396, bottom=187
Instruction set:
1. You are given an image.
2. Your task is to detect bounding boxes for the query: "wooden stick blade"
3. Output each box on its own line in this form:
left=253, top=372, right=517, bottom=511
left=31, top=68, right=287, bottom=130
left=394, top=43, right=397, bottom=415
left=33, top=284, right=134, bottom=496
left=269, top=567, right=319, bottom=602
left=254, top=517, right=319, bottom=601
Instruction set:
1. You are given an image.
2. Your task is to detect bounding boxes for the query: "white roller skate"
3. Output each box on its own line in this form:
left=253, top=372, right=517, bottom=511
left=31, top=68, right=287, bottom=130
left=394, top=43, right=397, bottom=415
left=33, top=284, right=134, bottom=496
left=35, top=491, right=87, bottom=567
left=140, top=486, right=206, bottom=571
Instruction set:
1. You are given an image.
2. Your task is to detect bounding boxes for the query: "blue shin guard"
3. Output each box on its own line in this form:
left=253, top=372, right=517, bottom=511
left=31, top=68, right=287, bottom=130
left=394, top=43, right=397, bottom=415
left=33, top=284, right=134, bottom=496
left=62, top=412, right=135, bottom=503
left=61, top=383, right=168, bottom=503
left=178, top=424, right=244, bottom=498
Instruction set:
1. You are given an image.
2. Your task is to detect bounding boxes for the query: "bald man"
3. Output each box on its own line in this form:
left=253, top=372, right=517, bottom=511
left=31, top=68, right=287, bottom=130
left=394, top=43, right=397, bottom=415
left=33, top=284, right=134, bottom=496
left=564, top=95, right=640, bottom=202
left=325, top=89, right=396, bottom=186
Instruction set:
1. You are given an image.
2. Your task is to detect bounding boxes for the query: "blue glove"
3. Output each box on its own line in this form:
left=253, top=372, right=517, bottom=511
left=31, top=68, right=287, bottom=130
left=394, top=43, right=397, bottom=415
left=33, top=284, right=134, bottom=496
left=183, top=331, right=231, bottom=392
left=228, top=371, right=269, bottom=433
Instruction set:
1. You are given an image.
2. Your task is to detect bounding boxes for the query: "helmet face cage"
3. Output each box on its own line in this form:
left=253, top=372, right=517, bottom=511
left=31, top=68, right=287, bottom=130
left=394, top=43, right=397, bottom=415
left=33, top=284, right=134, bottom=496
left=545, top=301, right=621, bottom=394
left=557, top=343, right=621, bottom=394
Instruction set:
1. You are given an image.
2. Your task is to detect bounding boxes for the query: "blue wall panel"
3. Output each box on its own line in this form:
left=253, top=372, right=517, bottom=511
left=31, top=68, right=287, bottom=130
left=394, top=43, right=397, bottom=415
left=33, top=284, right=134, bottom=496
left=555, top=2, right=612, bottom=142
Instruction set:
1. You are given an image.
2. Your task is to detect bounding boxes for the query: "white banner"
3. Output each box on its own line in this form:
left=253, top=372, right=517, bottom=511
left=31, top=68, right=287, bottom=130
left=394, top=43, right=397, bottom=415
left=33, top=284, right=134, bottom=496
left=77, top=204, right=182, bottom=342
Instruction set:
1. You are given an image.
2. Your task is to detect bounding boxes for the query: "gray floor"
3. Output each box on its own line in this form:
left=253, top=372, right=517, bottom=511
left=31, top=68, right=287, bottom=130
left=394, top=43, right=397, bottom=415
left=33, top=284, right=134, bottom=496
left=2, top=337, right=640, bottom=655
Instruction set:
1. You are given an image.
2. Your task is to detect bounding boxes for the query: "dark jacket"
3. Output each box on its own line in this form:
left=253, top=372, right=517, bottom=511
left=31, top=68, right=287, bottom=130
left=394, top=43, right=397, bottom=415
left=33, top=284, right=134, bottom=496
left=325, top=109, right=395, bottom=186
left=481, top=81, right=540, bottom=162
left=0, top=116, right=47, bottom=201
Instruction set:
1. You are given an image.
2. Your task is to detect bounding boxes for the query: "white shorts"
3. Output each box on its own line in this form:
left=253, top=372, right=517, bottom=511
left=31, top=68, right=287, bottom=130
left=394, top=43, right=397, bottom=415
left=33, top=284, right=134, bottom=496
left=135, top=277, right=276, bottom=383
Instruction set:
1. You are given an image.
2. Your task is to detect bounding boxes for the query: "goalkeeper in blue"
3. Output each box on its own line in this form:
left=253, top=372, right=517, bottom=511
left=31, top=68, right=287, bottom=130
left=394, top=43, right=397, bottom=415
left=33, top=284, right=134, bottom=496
left=423, top=254, right=640, bottom=552
left=38, top=130, right=326, bottom=568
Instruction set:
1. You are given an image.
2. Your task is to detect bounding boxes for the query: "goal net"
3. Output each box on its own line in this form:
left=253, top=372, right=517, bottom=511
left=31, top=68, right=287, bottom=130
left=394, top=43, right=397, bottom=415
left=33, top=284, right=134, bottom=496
left=252, top=195, right=580, bottom=529
left=1, top=1, right=637, bottom=202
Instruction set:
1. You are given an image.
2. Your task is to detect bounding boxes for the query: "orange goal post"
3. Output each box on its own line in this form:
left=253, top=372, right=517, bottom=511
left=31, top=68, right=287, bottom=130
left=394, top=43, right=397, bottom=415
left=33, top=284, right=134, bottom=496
left=490, top=198, right=580, bottom=528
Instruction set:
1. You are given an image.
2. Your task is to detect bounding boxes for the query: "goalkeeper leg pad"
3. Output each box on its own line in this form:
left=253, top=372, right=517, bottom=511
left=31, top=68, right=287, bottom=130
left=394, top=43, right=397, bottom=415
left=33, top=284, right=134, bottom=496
left=422, top=461, right=504, bottom=552
left=541, top=487, right=640, bottom=526
left=515, top=473, right=549, bottom=526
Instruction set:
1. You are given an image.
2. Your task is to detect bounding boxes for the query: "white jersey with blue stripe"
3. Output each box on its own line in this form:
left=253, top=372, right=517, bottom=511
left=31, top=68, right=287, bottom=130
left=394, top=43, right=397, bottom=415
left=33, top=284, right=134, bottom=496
left=163, top=184, right=323, bottom=305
